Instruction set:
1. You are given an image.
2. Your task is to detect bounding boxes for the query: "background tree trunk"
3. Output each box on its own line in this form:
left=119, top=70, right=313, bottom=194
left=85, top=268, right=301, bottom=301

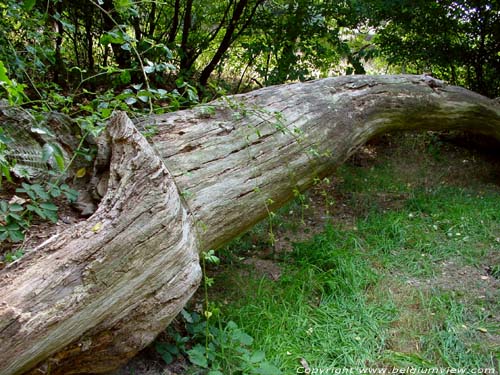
left=1, top=75, right=499, bottom=375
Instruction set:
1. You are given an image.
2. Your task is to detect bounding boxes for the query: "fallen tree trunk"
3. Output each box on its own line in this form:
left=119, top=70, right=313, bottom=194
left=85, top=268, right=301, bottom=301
left=1, top=75, right=499, bottom=374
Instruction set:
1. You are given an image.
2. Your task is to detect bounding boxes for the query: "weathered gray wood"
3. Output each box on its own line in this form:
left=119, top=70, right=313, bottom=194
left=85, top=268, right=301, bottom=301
left=149, top=75, right=500, bottom=250
left=0, top=113, right=201, bottom=374
left=0, top=75, right=499, bottom=374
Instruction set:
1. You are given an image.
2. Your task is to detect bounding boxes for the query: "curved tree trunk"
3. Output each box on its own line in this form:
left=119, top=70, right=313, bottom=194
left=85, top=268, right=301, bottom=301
left=1, top=75, right=499, bottom=375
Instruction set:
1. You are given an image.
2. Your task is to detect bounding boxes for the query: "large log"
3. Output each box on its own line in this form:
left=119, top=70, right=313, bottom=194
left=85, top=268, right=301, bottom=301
left=1, top=75, right=499, bottom=374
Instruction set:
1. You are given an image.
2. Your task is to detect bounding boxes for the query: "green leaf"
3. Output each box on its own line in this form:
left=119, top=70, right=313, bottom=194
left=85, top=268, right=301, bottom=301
left=22, top=0, right=36, bottom=11
left=17, top=185, right=35, bottom=200
left=232, top=329, right=253, bottom=346
left=62, top=186, right=79, bottom=202
left=119, top=70, right=131, bottom=84
left=40, top=202, right=58, bottom=211
left=49, top=184, right=61, bottom=197
left=4, top=250, right=24, bottom=261
left=114, top=0, right=133, bottom=13
left=166, top=344, right=179, bottom=356
left=30, top=205, right=47, bottom=219
left=249, top=351, right=266, bottom=363
left=45, top=210, right=58, bottom=223
left=53, top=152, right=65, bottom=171
left=7, top=212, right=22, bottom=221
left=100, top=31, right=125, bottom=46
left=160, top=350, right=173, bottom=364
left=9, top=204, right=24, bottom=212
left=1, top=164, right=12, bottom=183
left=43, top=143, right=65, bottom=171
left=0, top=231, right=8, bottom=241
left=31, top=126, right=54, bottom=136
left=137, top=95, right=149, bottom=103
left=31, top=184, right=50, bottom=200
left=0, top=60, right=12, bottom=85
left=124, top=96, right=137, bottom=105
left=255, top=362, right=282, bottom=375
left=100, top=108, right=113, bottom=118
left=187, top=345, right=208, bottom=368
left=154, top=343, right=175, bottom=364
left=9, top=229, right=24, bottom=242
left=5, top=222, right=20, bottom=231
left=144, top=65, right=155, bottom=74
left=181, top=309, right=194, bottom=323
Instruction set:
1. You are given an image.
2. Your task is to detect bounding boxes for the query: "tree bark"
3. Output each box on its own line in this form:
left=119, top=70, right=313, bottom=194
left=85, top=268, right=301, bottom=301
left=1, top=75, right=499, bottom=375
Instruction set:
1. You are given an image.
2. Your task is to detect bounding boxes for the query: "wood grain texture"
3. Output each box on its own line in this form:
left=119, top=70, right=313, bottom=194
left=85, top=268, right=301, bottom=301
left=0, top=113, right=201, bottom=374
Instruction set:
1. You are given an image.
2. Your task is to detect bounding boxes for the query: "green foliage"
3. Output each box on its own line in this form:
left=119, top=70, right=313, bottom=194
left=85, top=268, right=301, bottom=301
left=0, top=60, right=26, bottom=105
left=154, top=247, right=280, bottom=374
left=0, top=128, right=14, bottom=186
left=3, top=249, right=24, bottom=262
left=238, top=0, right=365, bottom=85
left=156, top=310, right=282, bottom=375
left=1, top=0, right=497, bottom=103
left=0, top=182, right=77, bottom=246
left=372, top=0, right=500, bottom=97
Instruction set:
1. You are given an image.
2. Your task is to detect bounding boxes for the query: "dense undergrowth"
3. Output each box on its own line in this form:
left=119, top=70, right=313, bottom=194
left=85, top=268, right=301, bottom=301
left=138, top=133, right=500, bottom=375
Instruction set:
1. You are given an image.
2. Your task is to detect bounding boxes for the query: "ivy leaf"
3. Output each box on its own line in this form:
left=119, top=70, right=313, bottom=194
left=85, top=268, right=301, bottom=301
left=144, top=65, right=155, bottom=74
left=124, top=96, right=137, bottom=105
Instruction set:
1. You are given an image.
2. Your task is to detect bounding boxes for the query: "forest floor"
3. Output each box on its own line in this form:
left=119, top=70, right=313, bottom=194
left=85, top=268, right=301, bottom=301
left=110, top=131, right=500, bottom=375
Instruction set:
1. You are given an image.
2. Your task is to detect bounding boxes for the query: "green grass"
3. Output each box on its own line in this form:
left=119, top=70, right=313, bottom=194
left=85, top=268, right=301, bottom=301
left=216, top=226, right=397, bottom=371
left=201, top=136, right=500, bottom=374
left=357, top=187, right=500, bottom=275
